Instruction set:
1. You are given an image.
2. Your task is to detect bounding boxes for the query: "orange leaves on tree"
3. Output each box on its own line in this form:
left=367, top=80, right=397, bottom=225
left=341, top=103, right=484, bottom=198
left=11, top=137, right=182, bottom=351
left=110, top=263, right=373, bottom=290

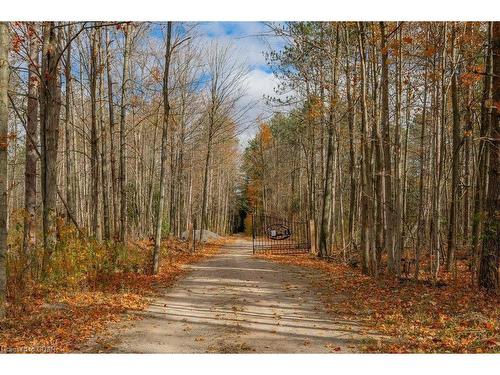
left=11, top=34, right=24, bottom=53
left=403, top=36, right=413, bottom=44
left=463, top=130, right=473, bottom=138
left=306, top=95, right=323, bottom=122
left=460, top=66, right=482, bottom=87
left=258, top=122, right=272, bottom=147
left=246, top=180, right=262, bottom=209
left=423, top=46, right=436, bottom=58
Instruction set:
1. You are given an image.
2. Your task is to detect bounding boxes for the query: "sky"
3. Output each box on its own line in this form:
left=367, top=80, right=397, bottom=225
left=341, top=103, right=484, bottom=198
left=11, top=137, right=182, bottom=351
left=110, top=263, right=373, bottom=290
left=194, top=22, right=285, bottom=146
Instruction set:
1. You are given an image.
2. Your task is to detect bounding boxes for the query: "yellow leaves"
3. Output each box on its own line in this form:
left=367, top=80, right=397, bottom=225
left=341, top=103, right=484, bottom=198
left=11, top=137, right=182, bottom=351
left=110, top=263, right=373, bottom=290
left=484, top=99, right=494, bottom=108
left=259, top=123, right=272, bottom=147
left=151, top=67, right=162, bottom=83
left=484, top=99, right=500, bottom=111
left=2, top=237, right=224, bottom=353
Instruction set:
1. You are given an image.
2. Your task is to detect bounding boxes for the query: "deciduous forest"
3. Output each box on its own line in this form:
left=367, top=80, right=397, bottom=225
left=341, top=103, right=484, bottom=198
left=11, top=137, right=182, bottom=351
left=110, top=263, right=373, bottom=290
left=244, top=22, right=499, bottom=285
left=0, top=21, right=498, bottom=353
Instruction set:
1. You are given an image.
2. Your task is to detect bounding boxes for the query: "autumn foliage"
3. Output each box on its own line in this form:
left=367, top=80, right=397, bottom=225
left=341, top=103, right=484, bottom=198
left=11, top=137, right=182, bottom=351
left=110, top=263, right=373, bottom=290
left=0, top=227, right=224, bottom=353
left=258, top=253, right=499, bottom=353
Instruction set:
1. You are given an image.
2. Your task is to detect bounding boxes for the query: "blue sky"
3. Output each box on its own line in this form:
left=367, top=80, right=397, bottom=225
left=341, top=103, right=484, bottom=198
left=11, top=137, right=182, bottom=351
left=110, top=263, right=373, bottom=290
left=151, top=22, right=284, bottom=145
left=197, top=22, right=284, bottom=144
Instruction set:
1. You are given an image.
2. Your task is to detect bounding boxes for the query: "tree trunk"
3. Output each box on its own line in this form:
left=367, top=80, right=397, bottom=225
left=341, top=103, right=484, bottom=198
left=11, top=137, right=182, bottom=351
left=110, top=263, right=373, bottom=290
left=105, top=27, right=119, bottom=239
left=344, top=27, right=357, bottom=252
left=40, top=22, right=62, bottom=278
left=200, top=122, right=213, bottom=242
left=98, top=28, right=111, bottom=241
left=119, top=24, right=131, bottom=243
left=478, top=21, right=499, bottom=293
left=357, top=22, right=374, bottom=275
left=152, top=21, right=172, bottom=274
left=380, top=22, right=396, bottom=275
left=319, top=24, right=339, bottom=258
left=90, top=26, right=101, bottom=239
left=472, top=22, right=493, bottom=281
left=23, top=22, right=39, bottom=265
left=446, top=23, right=460, bottom=271
left=0, top=21, right=9, bottom=319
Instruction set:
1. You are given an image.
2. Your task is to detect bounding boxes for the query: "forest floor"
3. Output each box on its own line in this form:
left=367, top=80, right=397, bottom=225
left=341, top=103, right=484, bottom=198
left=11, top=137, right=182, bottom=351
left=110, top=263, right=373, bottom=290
left=258, top=252, right=500, bottom=353
left=83, top=238, right=374, bottom=353
left=0, top=238, right=223, bottom=353
left=4, top=237, right=496, bottom=353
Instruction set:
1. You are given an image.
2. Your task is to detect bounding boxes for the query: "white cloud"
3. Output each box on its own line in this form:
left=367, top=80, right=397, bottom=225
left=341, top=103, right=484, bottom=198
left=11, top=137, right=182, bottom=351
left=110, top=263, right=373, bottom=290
left=192, top=22, right=286, bottom=147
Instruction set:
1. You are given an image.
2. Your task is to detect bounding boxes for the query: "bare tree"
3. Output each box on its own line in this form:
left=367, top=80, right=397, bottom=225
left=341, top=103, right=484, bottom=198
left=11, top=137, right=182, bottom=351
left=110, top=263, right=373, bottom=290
left=152, top=21, right=172, bottom=274
left=23, top=22, right=39, bottom=262
left=119, top=24, right=131, bottom=243
left=479, top=21, right=499, bottom=292
left=199, top=41, right=248, bottom=241
left=0, top=21, right=9, bottom=319
left=39, top=22, right=62, bottom=278
left=447, top=22, right=461, bottom=271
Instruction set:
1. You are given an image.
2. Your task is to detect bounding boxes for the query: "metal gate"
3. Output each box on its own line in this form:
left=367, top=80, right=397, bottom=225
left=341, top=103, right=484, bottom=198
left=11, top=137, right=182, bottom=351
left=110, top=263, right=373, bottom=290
left=251, top=213, right=310, bottom=254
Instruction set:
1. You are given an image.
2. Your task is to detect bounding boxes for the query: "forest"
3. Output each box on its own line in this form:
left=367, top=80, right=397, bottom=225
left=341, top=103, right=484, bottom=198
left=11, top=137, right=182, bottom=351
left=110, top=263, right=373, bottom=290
left=243, top=21, right=499, bottom=286
left=0, top=21, right=498, bottom=353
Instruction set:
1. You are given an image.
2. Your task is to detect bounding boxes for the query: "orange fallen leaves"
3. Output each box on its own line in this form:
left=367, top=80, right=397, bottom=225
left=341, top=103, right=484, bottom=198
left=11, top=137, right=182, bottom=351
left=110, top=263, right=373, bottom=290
left=0, top=238, right=224, bottom=353
left=257, top=253, right=500, bottom=353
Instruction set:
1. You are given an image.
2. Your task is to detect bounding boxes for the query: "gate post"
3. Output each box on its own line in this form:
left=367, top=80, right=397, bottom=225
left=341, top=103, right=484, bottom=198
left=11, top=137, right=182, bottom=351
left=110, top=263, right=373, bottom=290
left=309, top=219, right=317, bottom=255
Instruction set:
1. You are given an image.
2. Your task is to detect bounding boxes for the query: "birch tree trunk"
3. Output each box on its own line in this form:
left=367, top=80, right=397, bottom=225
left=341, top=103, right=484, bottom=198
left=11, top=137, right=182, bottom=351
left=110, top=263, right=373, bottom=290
left=357, top=22, right=374, bottom=275
left=99, top=29, right=111, bottom=241
left=90, top=26, right=101, bottom=239
left=379, top=22, right=396, bottom=275
left=23, top=22, right=39, bottom=262
left=119, top=24, right=131, bottom=243
left=105, top=27, right=119, bottom=239
left=152, top=21, right=172, bottom=274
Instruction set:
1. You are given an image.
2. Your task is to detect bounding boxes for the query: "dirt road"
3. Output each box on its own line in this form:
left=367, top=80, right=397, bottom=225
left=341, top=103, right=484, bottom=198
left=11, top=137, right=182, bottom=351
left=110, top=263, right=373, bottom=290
left=89, top=239, right=368, bottom=353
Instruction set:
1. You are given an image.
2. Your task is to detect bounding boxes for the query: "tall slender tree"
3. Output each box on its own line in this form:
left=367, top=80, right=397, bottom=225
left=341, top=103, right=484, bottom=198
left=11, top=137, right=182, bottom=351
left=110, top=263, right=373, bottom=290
left=23, top=22, right=39, bottom=261
left=0, top=21, right=9, bottom=319
left=119, top=24, right=131, bottom=243
left=152, top=21, right=172, bottom=274
left=479, top=21, right=499, bottom=292
left=39, top=22, right=62, bottom=277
